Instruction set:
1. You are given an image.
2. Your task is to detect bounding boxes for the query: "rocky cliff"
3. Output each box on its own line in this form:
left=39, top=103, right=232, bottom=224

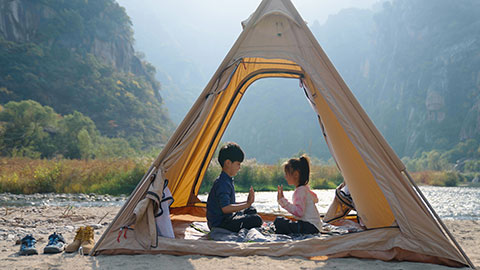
left=313, top=0, right=480, bottom=157
left=0, top=0, right=172, bottom=147
left=0, top=0, right=146, bottom=77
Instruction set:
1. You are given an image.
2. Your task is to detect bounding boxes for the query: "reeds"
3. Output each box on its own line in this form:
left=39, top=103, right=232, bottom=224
left=1, top=157, right=467, bottom=195
left=0, top=157, right=151, bottom=195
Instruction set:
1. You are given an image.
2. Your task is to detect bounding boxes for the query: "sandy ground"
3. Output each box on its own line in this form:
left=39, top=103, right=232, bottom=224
left=0, top=206, right=477, bottom=270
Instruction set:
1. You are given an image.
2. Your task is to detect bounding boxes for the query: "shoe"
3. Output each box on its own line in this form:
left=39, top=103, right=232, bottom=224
left=65, top=226, right=84, bottom=253
left=80, top=226, right=95, bottom=255
left=19, top=234, right=38, bottom=255
left=43, top=232, right=65, bottom=254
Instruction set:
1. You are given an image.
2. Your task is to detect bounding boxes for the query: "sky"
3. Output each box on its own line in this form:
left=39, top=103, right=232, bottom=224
left=117, top=0, right=380, bottom=75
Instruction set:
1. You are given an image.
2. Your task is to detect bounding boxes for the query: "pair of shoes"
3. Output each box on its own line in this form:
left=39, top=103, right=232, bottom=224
left=19, top=234, right=38, bottom=255
left=43, top=232, right=66, bottom=254
left=19, top=233, right=65, bottom=255
left=65, top=226, right=95, bottom=255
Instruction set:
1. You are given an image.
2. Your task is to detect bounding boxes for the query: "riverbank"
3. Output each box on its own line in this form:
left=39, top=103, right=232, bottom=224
left=0, top=205, right=477, bottom=269
left=3, top=158, right=476, bottom=196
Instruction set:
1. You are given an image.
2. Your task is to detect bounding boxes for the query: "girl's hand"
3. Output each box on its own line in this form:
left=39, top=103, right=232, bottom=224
left=277, top=185, right=284, bottom=200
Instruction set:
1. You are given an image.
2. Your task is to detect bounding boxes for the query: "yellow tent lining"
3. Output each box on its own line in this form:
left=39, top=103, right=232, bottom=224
left=166, top=57, right=394, bottom=229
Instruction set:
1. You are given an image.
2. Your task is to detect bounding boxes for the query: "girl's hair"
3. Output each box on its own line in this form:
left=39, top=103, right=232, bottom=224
left=284, top=155, right=310, bottom=187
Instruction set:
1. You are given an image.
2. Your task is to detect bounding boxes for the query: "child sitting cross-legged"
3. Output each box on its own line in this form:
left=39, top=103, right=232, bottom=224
left=206, top=142, right=263, bottom=232
left=275, top=155, right=322, bottom=234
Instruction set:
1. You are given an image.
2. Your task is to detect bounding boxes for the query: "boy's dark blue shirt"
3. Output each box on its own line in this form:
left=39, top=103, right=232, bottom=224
left=206, top=171, right=236, bottom=228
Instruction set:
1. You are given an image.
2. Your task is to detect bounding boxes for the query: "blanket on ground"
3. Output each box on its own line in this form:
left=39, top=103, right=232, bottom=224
left=187, top=220, right=363, bottom=242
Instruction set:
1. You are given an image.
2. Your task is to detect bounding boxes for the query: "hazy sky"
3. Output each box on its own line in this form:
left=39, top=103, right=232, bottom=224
left=126, top=0, right=380, bottom=26
left=118, top=0, right=380, bottom=72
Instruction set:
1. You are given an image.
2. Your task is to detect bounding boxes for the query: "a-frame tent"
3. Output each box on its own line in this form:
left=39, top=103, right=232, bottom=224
left=91, top=0, right=473, bottom=267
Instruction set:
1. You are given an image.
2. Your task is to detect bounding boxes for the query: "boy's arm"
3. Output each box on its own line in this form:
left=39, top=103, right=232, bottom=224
left=221, top=186, right=255, bottom=214
left=221, top=202, right=251, bottom=214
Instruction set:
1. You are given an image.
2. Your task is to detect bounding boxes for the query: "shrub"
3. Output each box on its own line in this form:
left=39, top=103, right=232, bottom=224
left=198, top=159, right=343, bottom=193
left=0, top=157, right=151, bottom=195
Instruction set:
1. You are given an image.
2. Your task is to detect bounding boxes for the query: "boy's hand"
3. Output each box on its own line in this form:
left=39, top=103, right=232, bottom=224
left=277, top=185, right=284, bottom=200
left=247, top=186, right=255, bottom=206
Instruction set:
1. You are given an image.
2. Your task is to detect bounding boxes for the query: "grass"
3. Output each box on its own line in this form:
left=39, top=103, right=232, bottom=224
left=0, top=157, right=151, bottom=195
left=0, top=158, right=473, bottom=196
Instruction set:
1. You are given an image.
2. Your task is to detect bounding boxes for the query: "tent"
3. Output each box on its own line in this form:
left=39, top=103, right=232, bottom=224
left=91, top=0, right=473, bottom=267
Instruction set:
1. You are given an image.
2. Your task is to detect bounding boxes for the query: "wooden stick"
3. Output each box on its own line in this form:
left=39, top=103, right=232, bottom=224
left=97, top=212, right=109, bottom=224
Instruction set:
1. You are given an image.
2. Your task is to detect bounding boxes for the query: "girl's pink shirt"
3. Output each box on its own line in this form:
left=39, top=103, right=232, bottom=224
left=278, top=185, right=318, bottom=218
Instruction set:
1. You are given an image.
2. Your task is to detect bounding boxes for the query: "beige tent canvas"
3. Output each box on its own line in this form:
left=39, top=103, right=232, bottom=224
left=91, top=0, right=473, bottom=267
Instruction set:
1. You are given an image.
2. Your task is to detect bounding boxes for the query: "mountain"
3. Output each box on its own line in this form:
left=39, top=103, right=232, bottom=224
left=223, top=79, right=330, bottom=164
left=115, top=0, right=213, bottom=124
left=311, top=0, right=480, bottom=158
left=0, top=0, right=173, bottom=148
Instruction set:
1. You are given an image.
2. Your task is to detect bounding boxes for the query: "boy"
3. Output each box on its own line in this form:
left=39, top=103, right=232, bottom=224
left=206, top=142, right=263, bottom=232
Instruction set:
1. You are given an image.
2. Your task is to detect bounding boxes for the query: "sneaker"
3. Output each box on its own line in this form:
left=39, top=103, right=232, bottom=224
left=44, top=232, right=66, bottom=254
left=19, top=234, right=38, bottom=255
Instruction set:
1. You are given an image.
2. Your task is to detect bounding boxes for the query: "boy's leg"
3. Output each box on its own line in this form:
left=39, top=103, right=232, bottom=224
left=220, top=211, right=262, bottom=232
left=219, top=212, right=244, bottom=232
left=237, top=213, right=263, bottom=230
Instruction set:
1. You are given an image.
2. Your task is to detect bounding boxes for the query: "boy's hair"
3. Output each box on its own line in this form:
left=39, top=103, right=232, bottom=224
left=284, top=155, right=310, bottom=187
left=218, top=142, right=244, bottom=167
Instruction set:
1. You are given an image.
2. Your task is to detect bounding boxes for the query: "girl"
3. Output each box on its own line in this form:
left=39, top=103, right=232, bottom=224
left=275, top=155, right=322, bottom=234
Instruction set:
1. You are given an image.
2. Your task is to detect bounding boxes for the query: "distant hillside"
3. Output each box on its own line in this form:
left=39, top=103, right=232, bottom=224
left=104, top=0, right=480, bottom=164
left=311, top=0, right=480, bottom=158
left=115, top=0, right=209, bottom=124
left=0, top=0, right=173, bottom=148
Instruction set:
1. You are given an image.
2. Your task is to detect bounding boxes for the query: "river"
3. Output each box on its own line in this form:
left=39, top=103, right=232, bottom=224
left=0, top=186, right=478, bottom=220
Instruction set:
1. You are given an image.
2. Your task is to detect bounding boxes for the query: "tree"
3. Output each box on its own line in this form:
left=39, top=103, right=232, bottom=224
left=57, top=111, right=99, bottom=159
left=0, top=100, right=58, bottom=157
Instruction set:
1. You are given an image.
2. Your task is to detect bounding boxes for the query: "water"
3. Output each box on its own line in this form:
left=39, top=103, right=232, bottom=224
left=0, top=193, right=127, bottom=208
left=202, top=186, right=480, bottom=220
left=0, top=186, right=478, bottom=220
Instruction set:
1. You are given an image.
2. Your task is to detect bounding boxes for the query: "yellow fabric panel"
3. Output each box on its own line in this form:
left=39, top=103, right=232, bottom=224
left=169, top=57, right=303, bottom=207
left=192, top=71, right=302, bottom=196
left=303, top=77, right=395, bottom=228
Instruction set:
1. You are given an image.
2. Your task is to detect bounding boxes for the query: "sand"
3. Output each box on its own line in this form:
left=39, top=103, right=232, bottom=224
left=0, top=206, right=477, bottom=269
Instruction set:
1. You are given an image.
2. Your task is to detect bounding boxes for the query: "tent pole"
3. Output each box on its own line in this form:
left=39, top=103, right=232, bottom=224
left=402, top=170, right=475, bottom=269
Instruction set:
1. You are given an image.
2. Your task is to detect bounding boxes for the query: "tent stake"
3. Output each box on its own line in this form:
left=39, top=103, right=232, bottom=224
left=403, top=170, right=475, bottom=269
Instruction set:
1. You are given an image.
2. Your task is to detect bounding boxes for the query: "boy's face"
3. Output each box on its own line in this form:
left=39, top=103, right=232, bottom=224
left=224, top=160, right=241, bottom=177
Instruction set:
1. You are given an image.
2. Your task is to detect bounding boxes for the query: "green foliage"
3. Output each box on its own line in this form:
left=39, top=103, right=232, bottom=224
left=0, top=100, right=137, bottom=159
left=410, top=170, right=465, bottom=187
left=311, top=0, right=480, bottom=160
left=0, top=158, right=151, bottom=195
left=0, top=100, right=58, bottom=158
left=198, top=159, right=343, bottom=193
left=402, top=139, right=480, bottom=174
left=0, top=0, right=172, bottom=151
left=88, top=164, right=146, bottom=195
left=402, top=150, right=451, bottom=172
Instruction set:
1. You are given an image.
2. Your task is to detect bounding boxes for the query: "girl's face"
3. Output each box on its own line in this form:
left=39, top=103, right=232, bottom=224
left=285, top=170, right=299, bottom=186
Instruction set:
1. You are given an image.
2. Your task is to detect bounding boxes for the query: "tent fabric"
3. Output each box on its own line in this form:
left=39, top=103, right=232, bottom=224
left=91, top=0, right=471, bottom=267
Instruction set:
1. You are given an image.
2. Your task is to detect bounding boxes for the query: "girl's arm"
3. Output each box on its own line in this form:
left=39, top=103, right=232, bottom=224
left=309, top=188, right=319, bottom=203
left=278, top=187, right=307, bottom=217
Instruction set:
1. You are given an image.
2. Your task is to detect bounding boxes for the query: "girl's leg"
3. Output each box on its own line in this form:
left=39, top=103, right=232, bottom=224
left=274, top=217, right=319, bottom=234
